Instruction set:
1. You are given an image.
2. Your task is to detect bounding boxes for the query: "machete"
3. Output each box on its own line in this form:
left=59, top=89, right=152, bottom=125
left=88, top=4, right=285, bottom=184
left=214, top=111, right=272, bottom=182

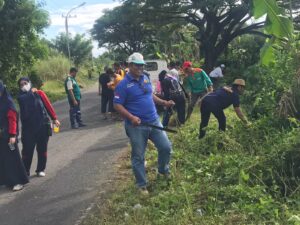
left=140, top=123, right=177, bottom=133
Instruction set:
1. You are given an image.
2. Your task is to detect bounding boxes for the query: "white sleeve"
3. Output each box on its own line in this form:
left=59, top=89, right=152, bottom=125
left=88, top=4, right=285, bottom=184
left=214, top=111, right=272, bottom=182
left=67, top=80, right=73, bottom=90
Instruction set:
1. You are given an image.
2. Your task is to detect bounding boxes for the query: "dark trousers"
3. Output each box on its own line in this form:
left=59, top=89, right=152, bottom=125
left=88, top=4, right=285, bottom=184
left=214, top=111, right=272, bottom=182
left=101, top=94, right=114, bottom=113
left=0, top=139, right=29, bottom=186
left=162, top=94, right=186, bottom=127
left=186, top=91, right=206, bottom=120
left=199, top=99, right=226, bottom=138
left=69, top=100, right=83, bottom=127
left=21, top=125, right=49, bottom=175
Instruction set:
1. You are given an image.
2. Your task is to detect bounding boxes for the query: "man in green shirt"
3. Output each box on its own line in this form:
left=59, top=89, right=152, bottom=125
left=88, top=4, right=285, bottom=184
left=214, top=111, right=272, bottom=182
left=64, top=67, right=86, bottom=129
left=183, top=61, right=213, bottom=120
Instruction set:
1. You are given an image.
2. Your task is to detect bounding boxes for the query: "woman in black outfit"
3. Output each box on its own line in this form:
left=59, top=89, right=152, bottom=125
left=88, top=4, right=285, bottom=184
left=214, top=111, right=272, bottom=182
left=0, top=80, right=29, bottom=191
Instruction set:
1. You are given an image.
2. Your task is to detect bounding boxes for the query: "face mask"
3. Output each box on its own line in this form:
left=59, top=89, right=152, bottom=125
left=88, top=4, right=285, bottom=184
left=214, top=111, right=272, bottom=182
left=21, top=83, right=31, bottom=92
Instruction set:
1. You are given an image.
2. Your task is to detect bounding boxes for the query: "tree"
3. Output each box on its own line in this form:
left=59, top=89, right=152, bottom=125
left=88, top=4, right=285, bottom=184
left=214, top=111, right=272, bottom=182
left=91, top=3, right=156, bottom=55
left=0, top=0, right=49, bottom=85
left=52, top=33, right=93, bottom=67
left=123, top=0, right=293, bottom=71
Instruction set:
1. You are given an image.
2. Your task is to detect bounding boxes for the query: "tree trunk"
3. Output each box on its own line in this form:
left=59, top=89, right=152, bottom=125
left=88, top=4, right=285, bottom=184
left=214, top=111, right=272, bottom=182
left=202, top=47, right=217, bottom=73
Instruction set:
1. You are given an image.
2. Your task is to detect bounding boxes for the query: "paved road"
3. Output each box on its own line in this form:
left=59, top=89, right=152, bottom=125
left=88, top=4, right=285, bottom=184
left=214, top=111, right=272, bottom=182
left=0, top=85, right=128, bottom=225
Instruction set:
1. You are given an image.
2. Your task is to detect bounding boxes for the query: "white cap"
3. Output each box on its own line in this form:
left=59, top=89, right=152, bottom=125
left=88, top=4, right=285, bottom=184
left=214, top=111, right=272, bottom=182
left=128, top=52, right=146, bottom=65
left=220, top=64, right=225, bottom=68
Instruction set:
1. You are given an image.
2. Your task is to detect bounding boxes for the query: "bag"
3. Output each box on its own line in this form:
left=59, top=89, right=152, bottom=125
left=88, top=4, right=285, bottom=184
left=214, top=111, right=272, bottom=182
left=169, top=77, right=184, bottom=99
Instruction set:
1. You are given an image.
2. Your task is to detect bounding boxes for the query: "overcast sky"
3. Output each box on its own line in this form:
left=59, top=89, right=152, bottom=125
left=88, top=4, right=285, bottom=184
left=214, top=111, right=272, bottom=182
left=42, top=0, right=120, bottom=56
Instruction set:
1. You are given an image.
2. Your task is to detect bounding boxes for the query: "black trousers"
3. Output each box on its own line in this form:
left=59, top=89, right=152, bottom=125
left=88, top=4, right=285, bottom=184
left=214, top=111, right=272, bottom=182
left=162, top=94, right=186, bottom=127
left=21, top=125, right=49, bottom=175
left=0, top=139, right=29, bottom=186
left=101, top=94, right=114, bottom=113
left=199, top=99, right=226, bottom=137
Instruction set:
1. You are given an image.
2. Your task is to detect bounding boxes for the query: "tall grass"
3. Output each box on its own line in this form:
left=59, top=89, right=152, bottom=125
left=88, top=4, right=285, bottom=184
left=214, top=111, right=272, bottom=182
left=34, top=54, right=69, bottom=81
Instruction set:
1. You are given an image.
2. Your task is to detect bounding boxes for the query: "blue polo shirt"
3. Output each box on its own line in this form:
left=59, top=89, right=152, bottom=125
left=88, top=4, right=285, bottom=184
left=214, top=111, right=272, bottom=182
left=113, top=73, right=158, bottom=124
left=205, top=86, right=240, bottom=109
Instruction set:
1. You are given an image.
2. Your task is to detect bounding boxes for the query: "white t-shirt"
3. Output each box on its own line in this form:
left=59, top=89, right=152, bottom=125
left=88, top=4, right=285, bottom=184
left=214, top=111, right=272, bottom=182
left=169, top=68, right=179, bottom=80
left=66, top=77, right=74, bottom=90
left=209, top=67, right=223, bottom=78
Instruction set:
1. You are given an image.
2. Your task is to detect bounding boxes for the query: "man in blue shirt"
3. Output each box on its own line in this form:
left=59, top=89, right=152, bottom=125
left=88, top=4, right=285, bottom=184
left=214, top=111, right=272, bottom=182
left=114, top=53, right=174, bottom=195
left=199, top=79, right=249, bottom=139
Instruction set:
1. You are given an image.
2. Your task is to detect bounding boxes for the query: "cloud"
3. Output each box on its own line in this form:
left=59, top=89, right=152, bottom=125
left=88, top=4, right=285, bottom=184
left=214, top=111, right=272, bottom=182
left=45, top=2, right=120, bottom=56
left=49, top=3, right=120, bottom=29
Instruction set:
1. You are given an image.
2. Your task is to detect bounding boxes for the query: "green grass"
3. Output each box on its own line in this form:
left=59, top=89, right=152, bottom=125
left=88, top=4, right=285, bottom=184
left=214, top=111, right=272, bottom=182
left=81, top=108, right=300, bottom=225
left=41, top=70, right=97, bottom=102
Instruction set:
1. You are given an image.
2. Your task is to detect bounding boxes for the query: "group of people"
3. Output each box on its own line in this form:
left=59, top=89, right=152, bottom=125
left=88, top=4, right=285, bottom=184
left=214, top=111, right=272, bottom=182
left=0, top=78, right=60, bottom=192
left=112, top=52, right=249, bottom=195
left=0, top=52, right=249, bottom=197
left=0, top=67, right=89, bottom=192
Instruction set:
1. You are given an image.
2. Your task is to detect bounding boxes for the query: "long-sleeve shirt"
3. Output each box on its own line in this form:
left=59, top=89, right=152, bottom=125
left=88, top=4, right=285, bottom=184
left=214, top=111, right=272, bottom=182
left=186, top=68, right=213, bottom=93
left=7, top=110, right=17, bottom=137
left=36, top=90, right=57, bottom=120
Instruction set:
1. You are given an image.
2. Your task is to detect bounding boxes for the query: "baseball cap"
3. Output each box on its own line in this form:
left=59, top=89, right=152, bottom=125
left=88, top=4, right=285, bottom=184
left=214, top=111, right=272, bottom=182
left=220, top=64, right=225, bottom=68
left=182, top=61, right=192, bottom=70
left=128, top=52, right=146, bottom=65
left=233, top=79, right=245, bottom=86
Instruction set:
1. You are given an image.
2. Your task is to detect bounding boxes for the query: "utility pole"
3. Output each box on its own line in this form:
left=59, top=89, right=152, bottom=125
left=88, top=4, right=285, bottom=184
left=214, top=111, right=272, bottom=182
left=62, top=2, right=86, bottom=64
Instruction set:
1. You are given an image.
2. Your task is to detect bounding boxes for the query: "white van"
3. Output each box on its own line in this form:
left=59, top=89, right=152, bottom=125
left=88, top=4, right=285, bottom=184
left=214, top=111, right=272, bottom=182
left=144, top=59, right=168, bottom=92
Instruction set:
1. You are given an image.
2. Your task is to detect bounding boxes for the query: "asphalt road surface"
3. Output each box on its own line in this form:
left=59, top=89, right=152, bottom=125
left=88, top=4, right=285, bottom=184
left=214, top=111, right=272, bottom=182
left=0, top=85, right=128, bottom=225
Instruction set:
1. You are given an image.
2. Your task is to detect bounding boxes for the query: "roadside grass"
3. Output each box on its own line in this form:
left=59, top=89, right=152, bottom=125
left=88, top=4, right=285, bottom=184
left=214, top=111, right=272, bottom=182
left=41, top=70, right=97, bottom=102
left=82, top=108, right=300, bottom=225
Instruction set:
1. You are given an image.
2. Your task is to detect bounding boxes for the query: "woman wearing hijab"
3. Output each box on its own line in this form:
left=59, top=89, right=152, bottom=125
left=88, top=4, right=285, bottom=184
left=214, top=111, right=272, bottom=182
left=0, top=80, right=29, bottom=191
left=17, top=77, right=60, bottom=177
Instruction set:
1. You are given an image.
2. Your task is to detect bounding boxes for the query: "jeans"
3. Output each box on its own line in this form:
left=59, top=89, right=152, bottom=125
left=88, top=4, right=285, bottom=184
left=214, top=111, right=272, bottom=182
left=101, top=94, right=114, bottom=113
left=69, top=100, right=83, bottom=127
left=125, top=118, right=172, bottom=188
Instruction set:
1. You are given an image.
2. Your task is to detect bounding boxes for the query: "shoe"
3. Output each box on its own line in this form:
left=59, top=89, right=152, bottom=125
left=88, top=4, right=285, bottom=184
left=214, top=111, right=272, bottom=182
left=138, top=187, right=149, bottom=196
left=157, top=173, right=171, bottom=181
left=71, top=125, right=78, bottom=129
left=198, top=130, right=206, bottom=139
left=12, top=184, right=24, bottom=191
left=78, top=123, right=87, bottom=127
left=37, top=171, right=46, bottom=177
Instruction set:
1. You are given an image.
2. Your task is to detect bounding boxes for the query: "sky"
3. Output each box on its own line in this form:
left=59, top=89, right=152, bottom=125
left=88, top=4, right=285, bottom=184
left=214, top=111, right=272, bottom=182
left=42, top=0, right=121, bottom=56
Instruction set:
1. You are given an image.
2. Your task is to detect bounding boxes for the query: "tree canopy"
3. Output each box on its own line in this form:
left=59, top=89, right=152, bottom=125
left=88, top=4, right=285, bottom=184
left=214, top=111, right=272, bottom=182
left=0, top=0, right=49, bottom=85
left=91, top=3, right=156, bottom=55
left=52, top=33, right=93, bottom=67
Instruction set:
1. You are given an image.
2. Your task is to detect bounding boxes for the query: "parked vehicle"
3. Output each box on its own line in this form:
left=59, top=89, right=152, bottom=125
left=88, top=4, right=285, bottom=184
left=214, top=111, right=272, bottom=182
left=144, top=59, right=168, bottom=92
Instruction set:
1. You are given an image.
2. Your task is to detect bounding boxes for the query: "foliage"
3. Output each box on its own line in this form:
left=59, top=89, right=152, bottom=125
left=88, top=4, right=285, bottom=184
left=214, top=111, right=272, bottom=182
left=92, top=3, right=156, bottom=55
left=52, top=33, right=93, bottom=67
left=33, top=53, right=70, bottom=82
left=82, top=110, right=300, bottom=224
left=0, top=0, right=49, bottom=87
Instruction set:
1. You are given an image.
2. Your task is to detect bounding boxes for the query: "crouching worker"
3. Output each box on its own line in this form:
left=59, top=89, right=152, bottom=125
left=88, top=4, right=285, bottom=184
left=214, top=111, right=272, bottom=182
left=0, top=80, right=29, bottom=191
left=17, top=77, right=60, bottom=177
left=199, top=79, right=249, bottom=139
left=113, top=53, right=175, bottom=195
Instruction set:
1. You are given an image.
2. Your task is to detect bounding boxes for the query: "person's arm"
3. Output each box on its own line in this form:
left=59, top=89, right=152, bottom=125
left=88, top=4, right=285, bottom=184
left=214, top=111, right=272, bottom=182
left=66, top=79, right=78, bottom=105
left=7, top=110, right=17, bottom=144
left=153, top=94, right=175, bottom=107
left=37, top=91, right=60, bottom=127
left=114, top=103, right=141, bottom=126
left=202, top=71, right=213, bottom=92
left=234, top=107, right=248, bottom=124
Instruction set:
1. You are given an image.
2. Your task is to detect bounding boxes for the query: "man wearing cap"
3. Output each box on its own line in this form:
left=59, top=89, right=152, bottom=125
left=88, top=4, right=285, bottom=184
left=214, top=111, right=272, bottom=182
left=209, top=64, right=225, bottom=89
left=183, top=61, right=213, bottom=120
left=113, top=52, right=175, bottom=195
left=64, top=67, right=86, bottom=129
left=199, top=79, right=249, bottom=139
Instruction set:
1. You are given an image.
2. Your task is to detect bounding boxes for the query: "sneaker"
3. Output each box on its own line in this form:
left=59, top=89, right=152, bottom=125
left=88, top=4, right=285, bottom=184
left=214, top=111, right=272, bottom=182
left=12, top=184, right=24, bottom=191
left=37, top=171, right=46, bottom=177
left=138, top=187, right=149, bottom=196
left=71, top=125, right=78, bottom=129
left=78, top=123, right=87, bottom=127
